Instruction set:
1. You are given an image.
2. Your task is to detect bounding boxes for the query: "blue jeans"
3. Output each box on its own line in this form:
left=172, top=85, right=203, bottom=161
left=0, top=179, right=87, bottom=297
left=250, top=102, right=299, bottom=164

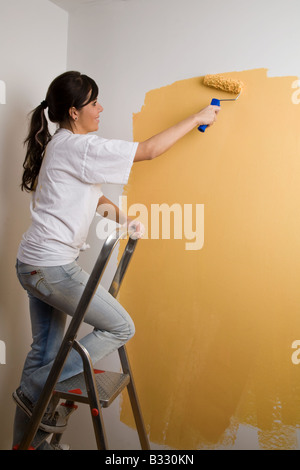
left=13, top=258, right=135, bottom=447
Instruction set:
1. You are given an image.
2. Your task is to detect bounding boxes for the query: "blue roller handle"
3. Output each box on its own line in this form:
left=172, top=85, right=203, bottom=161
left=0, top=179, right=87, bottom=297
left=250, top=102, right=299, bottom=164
left=198, top=98, right=220, bottom=133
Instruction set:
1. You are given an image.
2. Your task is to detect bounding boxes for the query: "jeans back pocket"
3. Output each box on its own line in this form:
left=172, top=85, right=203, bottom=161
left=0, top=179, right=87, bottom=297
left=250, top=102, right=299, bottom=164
left=17, top=269, right=53, bottom=299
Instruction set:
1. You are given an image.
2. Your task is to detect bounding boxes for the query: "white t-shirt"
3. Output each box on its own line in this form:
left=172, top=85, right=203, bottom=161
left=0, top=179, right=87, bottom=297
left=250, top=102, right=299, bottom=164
left=17, top=128, right=138, bottom=266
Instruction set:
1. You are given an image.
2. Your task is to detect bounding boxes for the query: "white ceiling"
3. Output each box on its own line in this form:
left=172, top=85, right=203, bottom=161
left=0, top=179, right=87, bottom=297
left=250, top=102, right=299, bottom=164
left=50, top=0, right=127, bottom=13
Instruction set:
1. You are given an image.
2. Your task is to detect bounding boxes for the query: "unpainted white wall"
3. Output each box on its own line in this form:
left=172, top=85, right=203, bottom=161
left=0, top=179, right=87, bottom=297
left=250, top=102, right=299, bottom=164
left=0, top=0, right=68, bottom=450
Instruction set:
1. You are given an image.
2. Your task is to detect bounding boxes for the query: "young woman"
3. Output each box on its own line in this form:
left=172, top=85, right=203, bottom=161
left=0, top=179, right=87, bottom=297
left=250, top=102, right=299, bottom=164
left=13, top=71, right=219, bottom=448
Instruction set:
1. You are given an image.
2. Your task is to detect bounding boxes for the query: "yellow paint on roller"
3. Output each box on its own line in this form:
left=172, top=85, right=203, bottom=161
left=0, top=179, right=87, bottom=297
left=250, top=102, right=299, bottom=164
left=203, top=74, right=244, bottom=94
left=119, top=69, right=300, bottom=449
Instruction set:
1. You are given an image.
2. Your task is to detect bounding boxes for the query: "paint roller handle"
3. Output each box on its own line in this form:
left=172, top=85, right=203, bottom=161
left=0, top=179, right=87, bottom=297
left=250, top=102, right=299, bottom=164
left=198, top=99, right=220, bottom=133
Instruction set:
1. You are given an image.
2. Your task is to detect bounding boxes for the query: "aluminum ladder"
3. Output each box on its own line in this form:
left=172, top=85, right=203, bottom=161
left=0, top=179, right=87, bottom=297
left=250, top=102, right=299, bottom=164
left=16, top=227, right=150, bottom=450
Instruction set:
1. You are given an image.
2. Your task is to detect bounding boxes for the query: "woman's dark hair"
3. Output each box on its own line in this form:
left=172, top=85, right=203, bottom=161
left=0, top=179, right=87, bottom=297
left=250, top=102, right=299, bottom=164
left=21, top=71, right=98, bottom=192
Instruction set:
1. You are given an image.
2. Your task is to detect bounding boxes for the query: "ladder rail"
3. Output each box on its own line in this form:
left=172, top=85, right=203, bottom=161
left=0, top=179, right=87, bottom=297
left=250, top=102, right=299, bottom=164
left=109, top=236, right=137, bottom=297
left=73, top=340, right=108, bottom=450
left=18, top=227, right=136, bottom=450
left=118, top=345, right=150, bottom=450
left=108, top=237, right=150, bottom=449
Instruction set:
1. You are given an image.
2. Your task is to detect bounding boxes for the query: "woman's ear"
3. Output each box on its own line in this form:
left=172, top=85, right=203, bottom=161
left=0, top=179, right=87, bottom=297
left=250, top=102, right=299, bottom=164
left=69, top=106, right=79, bottom=121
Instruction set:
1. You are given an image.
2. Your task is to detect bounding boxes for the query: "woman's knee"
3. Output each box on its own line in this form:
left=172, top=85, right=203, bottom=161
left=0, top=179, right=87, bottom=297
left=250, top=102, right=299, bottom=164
left=94, top=316, right=135, bottom=344
left=126, top=317, right=135, bottom=340
left=117, top=315, right=135, bottom=342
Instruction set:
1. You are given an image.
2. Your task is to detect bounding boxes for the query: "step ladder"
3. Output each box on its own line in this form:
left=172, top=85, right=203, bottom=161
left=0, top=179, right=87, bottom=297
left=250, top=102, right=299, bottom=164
left=16, top=227, right=150, bottom=450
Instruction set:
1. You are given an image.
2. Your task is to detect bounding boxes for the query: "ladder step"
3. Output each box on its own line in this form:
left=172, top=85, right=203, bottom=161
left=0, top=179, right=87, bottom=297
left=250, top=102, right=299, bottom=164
left=12, top=428, right=50, bottom=450
left=54, top=370, right=130, bottom=408
left=31, top=429, right=51, bottom=449
left=14, top=400, right=78, bottom=450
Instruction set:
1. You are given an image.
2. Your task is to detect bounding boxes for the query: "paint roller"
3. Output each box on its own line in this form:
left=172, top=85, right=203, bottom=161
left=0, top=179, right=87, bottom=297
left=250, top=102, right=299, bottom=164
left=198, top=74, right=244, bottom=133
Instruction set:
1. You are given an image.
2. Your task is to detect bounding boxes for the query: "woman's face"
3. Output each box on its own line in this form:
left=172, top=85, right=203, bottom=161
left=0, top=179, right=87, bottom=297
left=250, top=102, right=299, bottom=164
left=73, top=97, right=103, bottom=134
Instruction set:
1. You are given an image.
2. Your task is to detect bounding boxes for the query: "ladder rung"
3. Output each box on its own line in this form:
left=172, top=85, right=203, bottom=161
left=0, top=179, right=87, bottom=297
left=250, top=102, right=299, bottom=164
left=54, top=370, right=130, bottom=407
left=31, top=429, right=50, bottom=449
left=15, top=428, right=50, bottom=450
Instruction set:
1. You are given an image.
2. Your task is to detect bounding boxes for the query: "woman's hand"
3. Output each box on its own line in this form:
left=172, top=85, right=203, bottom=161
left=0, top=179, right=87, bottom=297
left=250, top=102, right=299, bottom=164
left=127, top=219, right=146, bottom=240
left=195, top=105, right=220, bottom=128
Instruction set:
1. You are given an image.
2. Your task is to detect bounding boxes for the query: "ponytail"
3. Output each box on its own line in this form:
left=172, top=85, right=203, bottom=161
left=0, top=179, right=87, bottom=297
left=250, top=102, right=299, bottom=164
left=21, top=102, right=51, bottom=192
left=21, top=71, right=98, bottom=192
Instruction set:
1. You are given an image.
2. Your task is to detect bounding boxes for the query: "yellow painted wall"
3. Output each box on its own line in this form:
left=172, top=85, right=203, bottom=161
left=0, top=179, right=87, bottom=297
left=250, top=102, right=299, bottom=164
left=119, top=69, right=300, bottom=449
